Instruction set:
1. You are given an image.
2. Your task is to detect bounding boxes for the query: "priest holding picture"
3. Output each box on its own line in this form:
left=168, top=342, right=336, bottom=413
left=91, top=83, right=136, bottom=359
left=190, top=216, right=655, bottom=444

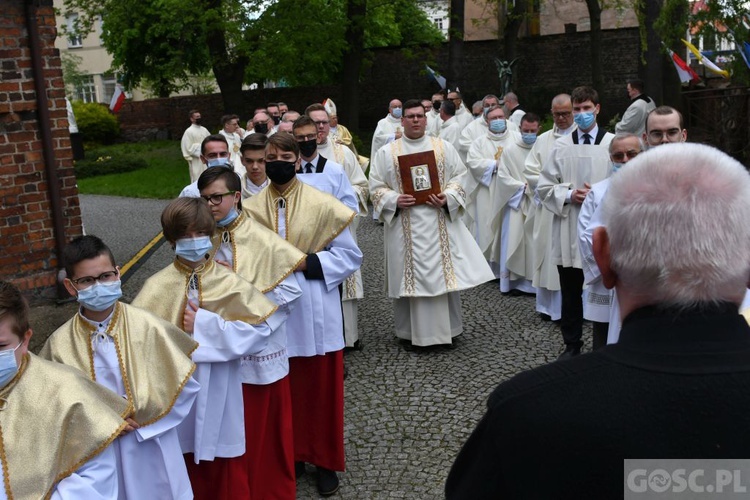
left=369, top=99, right=495, bottom=349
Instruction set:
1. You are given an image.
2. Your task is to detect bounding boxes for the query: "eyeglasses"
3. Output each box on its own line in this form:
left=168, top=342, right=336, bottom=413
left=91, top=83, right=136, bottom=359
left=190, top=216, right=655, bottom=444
left=312, top=120, right=329, bottom=126
left=295, top=134, right=317, bottom=141
left=404, top=114, right=425, bottom=120
left=648, top=128, right=682, bottom=142
left=552, top=112, right=572, bottom=119
left=201, top=191, right=236, bottom=205
left=70, top=270, right=119, bottom=287
left=610, top=150, right=640, bottom=162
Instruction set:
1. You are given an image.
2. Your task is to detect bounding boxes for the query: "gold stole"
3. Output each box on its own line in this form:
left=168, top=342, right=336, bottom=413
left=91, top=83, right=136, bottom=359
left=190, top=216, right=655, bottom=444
left=244, top=178, right=356, bottom=253
left=40, top=302, right=197, bottom=427
left=212, top=211, right=306, bottom=293
left=131, top=258, right=277, bottom=328
left=0, top=354, right=129, bottom=500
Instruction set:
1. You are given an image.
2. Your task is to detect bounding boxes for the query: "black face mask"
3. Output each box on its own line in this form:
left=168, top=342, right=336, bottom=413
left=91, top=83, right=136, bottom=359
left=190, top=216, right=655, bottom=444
left=272, top=115, right=281, bottom=125
left=266, top=160, right=296, bottom=185
left=254, top=123, right=269, bottom=134
left=433, top=101, right=441, bottom=112
left=194, top=118, right=203, bottom=126
left=298, top=138, right=317, bottom=158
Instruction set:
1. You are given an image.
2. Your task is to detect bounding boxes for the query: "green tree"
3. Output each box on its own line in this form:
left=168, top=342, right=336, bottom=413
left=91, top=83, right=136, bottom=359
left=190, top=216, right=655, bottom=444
left=62, top=0, right=442, bottom=113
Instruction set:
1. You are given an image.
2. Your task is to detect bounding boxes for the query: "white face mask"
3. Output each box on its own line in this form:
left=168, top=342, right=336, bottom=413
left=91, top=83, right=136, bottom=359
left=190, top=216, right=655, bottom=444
left=0, top=342, right=22, bottom=388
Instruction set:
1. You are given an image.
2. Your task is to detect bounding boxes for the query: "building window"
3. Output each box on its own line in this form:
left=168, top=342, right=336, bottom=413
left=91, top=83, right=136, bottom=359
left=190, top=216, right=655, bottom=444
left=434, top=17, right=444, bottom=31
left=102, top=74, right=117, bottom=104
left=76, top=75, right=97, bottom=103
left=66, top=13, right=83, bottom=48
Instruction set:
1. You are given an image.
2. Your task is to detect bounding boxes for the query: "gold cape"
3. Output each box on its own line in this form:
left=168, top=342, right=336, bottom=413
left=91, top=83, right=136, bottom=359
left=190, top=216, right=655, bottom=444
left=40, top=302, right=197, bottom=427
left=0, top=354, right=129, bottom=500
left=212, top=211, right=306, bottom=293
left=243, top=178, right=356, bottom=253
left=131, top=258, right=277, bottom=328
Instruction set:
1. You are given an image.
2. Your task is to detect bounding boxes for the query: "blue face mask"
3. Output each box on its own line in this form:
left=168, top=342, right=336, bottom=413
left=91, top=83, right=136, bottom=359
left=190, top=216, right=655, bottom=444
left=175, top=236, right=213, bottom=262
left=489, top=118, right=507, bottom=133
left=574, top=111, right=596, bottom=130
left=0, top=343, right=22, bottom=388
left=206, top=157, right=231, bottom=168
left=612, top=162, right=624, bottom=173
left=217, top=207, right=239, bottom=227
left=521, top=132, right=537, bottom=145
left=76, top=280, right=123, bottom=312
left=391, top=107, right=402, bottom=119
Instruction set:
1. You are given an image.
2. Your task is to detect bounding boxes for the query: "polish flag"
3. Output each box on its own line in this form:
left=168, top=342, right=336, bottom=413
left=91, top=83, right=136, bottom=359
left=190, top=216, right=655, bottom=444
left=667, top=47, right=700, bottom=83
left=109, top=84, right=125, bottom=113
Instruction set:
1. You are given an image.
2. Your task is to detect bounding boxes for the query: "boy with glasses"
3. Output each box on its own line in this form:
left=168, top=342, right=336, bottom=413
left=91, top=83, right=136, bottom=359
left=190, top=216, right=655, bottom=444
left=42, top=235, right=200, bottom=499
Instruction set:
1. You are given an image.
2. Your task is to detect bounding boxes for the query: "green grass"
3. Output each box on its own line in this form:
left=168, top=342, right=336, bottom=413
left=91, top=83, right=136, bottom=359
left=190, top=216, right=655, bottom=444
left=76, top=140, right=189, bottom=199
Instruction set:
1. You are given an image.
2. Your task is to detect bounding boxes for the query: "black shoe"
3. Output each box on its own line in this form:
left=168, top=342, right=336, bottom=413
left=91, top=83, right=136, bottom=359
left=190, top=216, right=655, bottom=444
left=557, top=345, right=582, bottom=360
left=295, top=461, right=306, bottom=479
left=540, top=313, right=552, bottom=322
left=317, top=467, right=340, bottom=496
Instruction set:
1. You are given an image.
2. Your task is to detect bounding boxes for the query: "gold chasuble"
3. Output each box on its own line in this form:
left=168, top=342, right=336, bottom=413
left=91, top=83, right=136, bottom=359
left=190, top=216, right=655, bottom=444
left=40, top=302, right=197, bottom=427
left=131, top=258, right=277, bottom=328
left=212, top=211, right=306, bottom=293
left=0, top=354, right=129, bottom=500
left=243, top=178, right=356, bottom=253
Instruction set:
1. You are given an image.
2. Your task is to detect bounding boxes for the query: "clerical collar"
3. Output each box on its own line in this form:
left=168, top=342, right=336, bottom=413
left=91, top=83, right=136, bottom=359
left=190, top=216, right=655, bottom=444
left=488, top=129, right=508, bottom=140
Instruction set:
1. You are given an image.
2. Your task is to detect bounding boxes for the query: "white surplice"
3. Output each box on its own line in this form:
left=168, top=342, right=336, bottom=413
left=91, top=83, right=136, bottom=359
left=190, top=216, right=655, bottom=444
left=537, top=128, right=613, bottom=269
left=371, top=114, right=402, bottom=157
left=439, top=117, right=464, bottom=161
left=181, top=124, right=211, bottom=183
left=0, top=445, right=119, bottom=500
left=215, top=241, right=303, bottom=385
left=82, top=312, right=200, bottom=500
left=218, top=130, right=245, bottom=177
left=465, top=128, right=514, bottom=260
left=523, top=126, right=575, bottom=319
left=493, top=134, right=536, bottom=293
left=273, top=200, right=363, bottom=356
left=180, top=289, right=291, bottom=462
left=369, top=134, right=495, bottom=345
left=315, top=141, right=369, bottom=347
left=577, top=177, right=614, bottom=323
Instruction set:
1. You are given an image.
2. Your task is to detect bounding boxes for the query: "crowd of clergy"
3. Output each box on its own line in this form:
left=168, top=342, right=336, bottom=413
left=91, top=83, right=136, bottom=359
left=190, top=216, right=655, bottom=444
left=0, top=81, right=692, bottom=499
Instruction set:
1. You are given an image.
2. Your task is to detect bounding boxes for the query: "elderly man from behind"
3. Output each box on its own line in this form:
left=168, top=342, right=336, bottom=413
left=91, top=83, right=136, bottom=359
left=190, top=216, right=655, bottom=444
left=447, top=143, right=750, bottom=498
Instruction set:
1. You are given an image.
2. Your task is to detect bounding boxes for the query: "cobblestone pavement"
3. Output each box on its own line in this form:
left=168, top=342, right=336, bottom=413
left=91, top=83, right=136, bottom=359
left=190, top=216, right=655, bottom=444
left=29, top=196, right=596, bottom=499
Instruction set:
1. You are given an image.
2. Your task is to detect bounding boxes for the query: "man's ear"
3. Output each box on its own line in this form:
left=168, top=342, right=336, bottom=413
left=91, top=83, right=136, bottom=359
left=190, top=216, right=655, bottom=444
left=593, top=226, right=617, bottom=289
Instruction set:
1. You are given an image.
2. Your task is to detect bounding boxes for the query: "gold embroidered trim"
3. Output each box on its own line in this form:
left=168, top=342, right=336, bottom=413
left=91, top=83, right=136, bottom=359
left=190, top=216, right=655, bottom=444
left=344, top=274, right=357, bottom=300
left=47, top=419, right=129, bottom=500
left=392, top=139, right=416, bottom=295
left=437, top=209, right=457, bottom=289
left=333, top=142, right=345, bottom=164
left=77, top=303, right=123, bottom=382
left=445, top=182, right=466, bottom=202
left=137, top=363, right=196, bottom=428
left=431, top=137, right=446, bottom=189
left=0, top=425, right=11, bottom=500
left=370, top=187, right=387, bottom=211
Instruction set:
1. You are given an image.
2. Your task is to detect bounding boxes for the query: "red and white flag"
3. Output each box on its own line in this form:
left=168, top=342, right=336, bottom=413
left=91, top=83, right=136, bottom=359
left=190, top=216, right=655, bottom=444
left=109, top=84, right=125, bottom=113
left=667, top=47, right=700, bottom=83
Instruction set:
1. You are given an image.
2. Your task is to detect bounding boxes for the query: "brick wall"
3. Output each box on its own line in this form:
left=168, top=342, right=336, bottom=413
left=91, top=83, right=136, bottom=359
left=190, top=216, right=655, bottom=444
left=118, top=28, right=640, bottom=142
left=1, top=0, right=83, bottom=295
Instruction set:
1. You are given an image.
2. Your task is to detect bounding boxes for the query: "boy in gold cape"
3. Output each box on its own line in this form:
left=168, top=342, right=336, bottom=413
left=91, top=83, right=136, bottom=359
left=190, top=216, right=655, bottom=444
left=132, top=197, right=291, bottom=500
